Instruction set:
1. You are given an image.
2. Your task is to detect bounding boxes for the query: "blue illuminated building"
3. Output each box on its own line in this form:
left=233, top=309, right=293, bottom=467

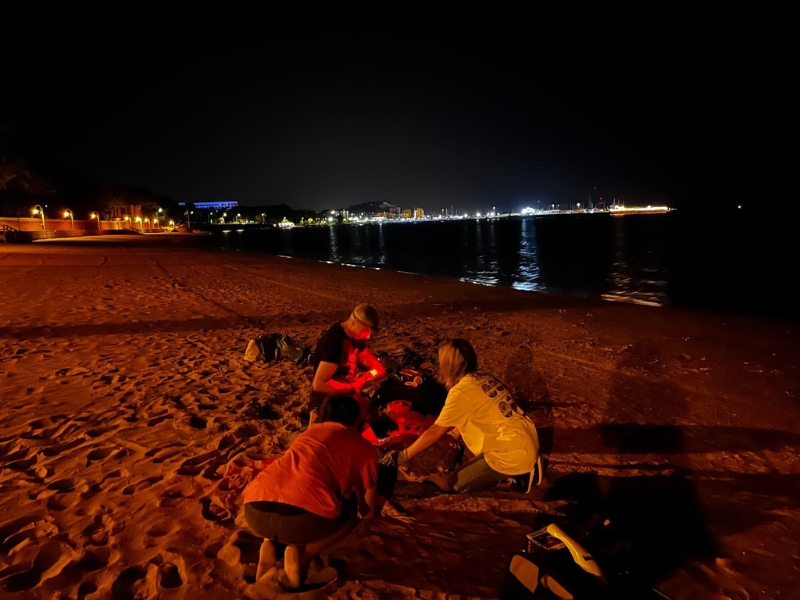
left=178, top=201, right=238, bottom=210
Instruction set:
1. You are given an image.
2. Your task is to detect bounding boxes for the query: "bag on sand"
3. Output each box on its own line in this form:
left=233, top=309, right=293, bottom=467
left=243, top=333, right=311, bottom=365
left=275, top=334, right=312, bottom=365
left=500, top=522, right=671, bottom=599
left=244, top=333, right=280, bottom=363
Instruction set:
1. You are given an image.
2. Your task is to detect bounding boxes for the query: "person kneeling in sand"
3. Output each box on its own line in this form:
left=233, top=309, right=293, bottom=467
left=308, top=303, right=386, bottom=425
left=381, top=338, right=542, bottom=493
left=242, top=393, right=378, bottom=589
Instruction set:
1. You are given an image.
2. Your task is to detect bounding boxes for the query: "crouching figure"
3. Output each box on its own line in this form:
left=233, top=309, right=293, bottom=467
left=243, top=393, right=378, bottom=588
left=381, top=338, right=542, bottom=493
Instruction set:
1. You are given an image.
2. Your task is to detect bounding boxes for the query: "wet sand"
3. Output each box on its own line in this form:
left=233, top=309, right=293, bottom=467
left=1, top=235, right=798, bottom=599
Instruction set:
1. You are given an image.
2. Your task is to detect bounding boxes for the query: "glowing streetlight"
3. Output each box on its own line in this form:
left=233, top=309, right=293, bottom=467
left=144, top=217, right=150, bottom=230
left=124, top=215, right=131, bottom=228
left=169, top=220, right=175, bottom=228
left=91, top=212, right=100, bottom=231
left=135, top=216, right=143, bottom=232
left=63, top=209, right=74, bottom=230
left=32, top=205, right=45, bottom=230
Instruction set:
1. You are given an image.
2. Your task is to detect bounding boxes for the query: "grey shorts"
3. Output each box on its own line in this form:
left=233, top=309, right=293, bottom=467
left=244, top=498, right=357, bottom=545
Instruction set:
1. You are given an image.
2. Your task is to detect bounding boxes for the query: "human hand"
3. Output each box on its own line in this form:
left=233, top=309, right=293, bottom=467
left=379, top=450, right=408, bottom=468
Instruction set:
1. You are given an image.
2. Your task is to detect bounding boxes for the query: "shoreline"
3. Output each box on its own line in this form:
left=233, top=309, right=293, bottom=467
left=1, top=237, right=798, bottom=599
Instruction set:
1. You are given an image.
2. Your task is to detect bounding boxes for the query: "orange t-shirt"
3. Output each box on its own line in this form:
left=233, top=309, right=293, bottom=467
left=243, top=422, right=378, bottom=518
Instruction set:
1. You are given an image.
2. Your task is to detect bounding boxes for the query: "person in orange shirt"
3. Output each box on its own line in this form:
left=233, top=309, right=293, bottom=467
left=243, top=393, right=378, bottom=589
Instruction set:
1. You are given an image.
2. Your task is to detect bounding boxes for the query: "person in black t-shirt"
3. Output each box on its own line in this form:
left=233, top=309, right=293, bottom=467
left=309, top=303, right=385, bottom=424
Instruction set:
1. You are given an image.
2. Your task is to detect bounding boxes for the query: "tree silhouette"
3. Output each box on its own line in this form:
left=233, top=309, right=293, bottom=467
left=0, top=157, right=31, bottom=216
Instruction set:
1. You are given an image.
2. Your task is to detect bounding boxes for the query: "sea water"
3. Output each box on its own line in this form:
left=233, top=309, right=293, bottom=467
left=207, top=211, right=794, bottom=317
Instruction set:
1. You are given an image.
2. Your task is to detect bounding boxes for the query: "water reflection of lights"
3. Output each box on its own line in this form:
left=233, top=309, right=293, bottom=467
left=377, top=225, right=386, bottom=266
left=513, top=218, right=541, bottom=291
left=329, top=227, right=341, bottom=263
left=605, top=218, right=666, bottom=307
left=459, top=276, right=500, bottom=288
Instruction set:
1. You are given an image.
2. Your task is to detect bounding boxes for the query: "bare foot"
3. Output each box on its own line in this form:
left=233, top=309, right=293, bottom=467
left=256, top=539, right=277, bottom=581
left=283, top=545, right=302, bottom=589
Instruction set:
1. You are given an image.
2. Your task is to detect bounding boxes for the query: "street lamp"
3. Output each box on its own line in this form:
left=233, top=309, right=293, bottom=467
left=32, top=205, right=45, bottom=230
left=144, top=217, right=150, bottom=231
left=124, top=215, right=131, bottom=229
left=135, top=216, right=143, bottom=232
left=63, top=209, right=74, bottom=230
left=91, top=213, right=100, bottom=231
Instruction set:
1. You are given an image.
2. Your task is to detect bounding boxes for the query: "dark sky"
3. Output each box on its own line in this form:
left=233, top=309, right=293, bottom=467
left=1, top=10, right=787, bottom=214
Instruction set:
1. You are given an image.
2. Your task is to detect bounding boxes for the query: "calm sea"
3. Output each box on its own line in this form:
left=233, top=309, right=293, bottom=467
left=205, top=211, right=793, bottom=318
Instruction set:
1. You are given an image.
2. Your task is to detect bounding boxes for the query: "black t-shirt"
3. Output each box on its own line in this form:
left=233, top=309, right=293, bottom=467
left=313, top=322, right=367, bottom=384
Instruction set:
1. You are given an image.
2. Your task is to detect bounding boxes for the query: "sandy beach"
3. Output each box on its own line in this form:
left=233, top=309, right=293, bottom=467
left=1, top=235, right=798, bottom=599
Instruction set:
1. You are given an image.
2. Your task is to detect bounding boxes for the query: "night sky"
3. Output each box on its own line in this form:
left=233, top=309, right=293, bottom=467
left=1, top=11, right=786, bottom=214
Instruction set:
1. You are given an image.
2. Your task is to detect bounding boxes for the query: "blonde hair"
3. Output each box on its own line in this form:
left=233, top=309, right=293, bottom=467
left=438, top=338, right=478, bottom=389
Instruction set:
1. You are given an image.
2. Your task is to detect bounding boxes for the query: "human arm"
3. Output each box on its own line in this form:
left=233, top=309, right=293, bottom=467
left=381, top=423, right=451, bottom=468
left=312, top=361, right=354, bottom=395
left=359, top=486, right=377, bottom=520
left=357, top=348, right=386, bottom=379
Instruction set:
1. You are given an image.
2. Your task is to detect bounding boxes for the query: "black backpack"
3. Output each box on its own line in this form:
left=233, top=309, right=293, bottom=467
left=249, top=333, right=312, bottom=366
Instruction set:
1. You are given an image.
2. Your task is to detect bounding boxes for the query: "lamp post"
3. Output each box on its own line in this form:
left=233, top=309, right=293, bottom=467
left=63, top=209, right=74, bottom=230
left=124, top=215, right=131, bottom=230
left=135, top=216, right=143, bottom=232
left=32, top=205, right=45, bottom=230
left=91, top=213, right=100, bottom=231
left=144, top=217, right=150, bottom=231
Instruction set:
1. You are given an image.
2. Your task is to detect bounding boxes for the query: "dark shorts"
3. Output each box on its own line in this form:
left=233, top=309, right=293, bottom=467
left=244, top=498, right=357, bottom=545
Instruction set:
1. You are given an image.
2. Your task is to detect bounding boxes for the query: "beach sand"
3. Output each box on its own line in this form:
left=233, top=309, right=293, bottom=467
left=1, top=235, right=798, bottom=599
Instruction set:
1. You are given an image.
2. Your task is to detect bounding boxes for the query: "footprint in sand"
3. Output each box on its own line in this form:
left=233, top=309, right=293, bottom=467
left=81, top=514, right=119, bottom=546
left=39, top=437, right=85, bottom=457
left=3, top=456, right=38, bottom=471
left=0, top=518, right=58, bottom=555
left=200, top=497, right=234, bottom=525
left=0, top=444, right=31, bottom=464
left=145, top=444, right=185, bottom=464
left=47, top=477, right=84, bottom=492
left=3, top=541, right=76, bottom=593
left=85, top=447, right=116, bottom=464
left=203, top=540, right=224, bottom=559
left=85, top=424, right=120, bottom=439
left=148, top=553, right=186, bottom=590
left=111, top=566, right=147, bottom=600
left=176, top=451, right=220, bottom=476
left=73, top=546, right=112, bottom=574
left=161, top=478, right=204, bottom=500
left=217, top=531, right=262, bottom=572
left=122, top=475, right=164, bottom=495
left=217, top=434, right=237, bottom=451
left=187, top=415, right=208, bottom=429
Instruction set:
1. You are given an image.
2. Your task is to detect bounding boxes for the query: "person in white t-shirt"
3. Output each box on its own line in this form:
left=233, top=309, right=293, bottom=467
left=380, top=338, right=542, bottom=493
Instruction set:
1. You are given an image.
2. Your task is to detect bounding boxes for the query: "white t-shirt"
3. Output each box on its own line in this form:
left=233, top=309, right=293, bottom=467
left=435, top=372, right=539, bottom=475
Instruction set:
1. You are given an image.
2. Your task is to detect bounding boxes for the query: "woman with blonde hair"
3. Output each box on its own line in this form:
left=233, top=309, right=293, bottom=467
left=381, top=338, right=542, bottom=493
